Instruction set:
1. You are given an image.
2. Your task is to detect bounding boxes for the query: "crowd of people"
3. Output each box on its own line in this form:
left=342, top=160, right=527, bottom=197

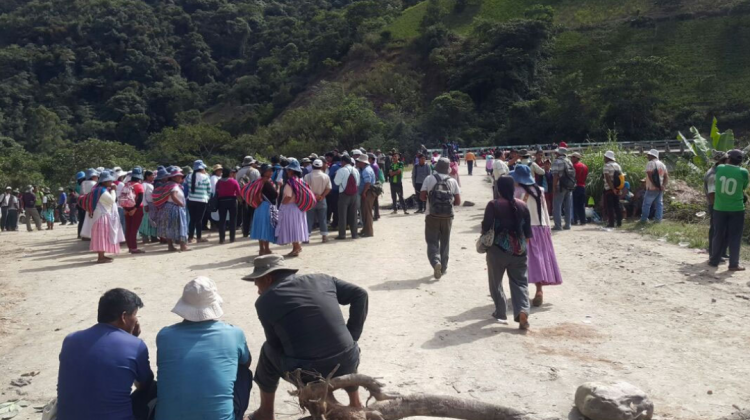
left=8, top=140, right=741, bottom=420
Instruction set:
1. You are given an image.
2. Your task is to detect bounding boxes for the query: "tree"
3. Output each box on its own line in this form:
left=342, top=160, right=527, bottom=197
left=149, top=124, right=236, bottom=164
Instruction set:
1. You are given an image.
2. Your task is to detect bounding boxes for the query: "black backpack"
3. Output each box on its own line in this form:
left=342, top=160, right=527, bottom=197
left=429, top=175, right=454, bottom=217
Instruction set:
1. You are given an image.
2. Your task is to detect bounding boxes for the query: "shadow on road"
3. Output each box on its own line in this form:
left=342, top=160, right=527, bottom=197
left=369, top=275, right=437, bottom=291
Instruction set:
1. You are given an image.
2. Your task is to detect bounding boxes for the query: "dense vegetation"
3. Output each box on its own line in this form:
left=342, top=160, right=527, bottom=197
left=1, top=0, right=750, bottom=189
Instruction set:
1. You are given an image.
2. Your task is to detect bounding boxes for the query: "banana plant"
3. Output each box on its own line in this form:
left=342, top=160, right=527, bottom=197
left=709, top=117, right=735, bottom=151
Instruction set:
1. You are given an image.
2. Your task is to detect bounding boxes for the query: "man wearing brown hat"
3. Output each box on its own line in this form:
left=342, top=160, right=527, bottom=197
left=243, top=255, right=368, bottom=420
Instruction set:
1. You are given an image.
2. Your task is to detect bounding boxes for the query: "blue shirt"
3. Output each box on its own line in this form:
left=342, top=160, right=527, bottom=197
left=155, top=321, right=251, bottom=420
left=58, top=193, right=67, bottom=206
left=57, top=323, right=153, bottom=420
left=328, top=163, right=342, bottom=193
left=358, top=166, right=375, bottom=195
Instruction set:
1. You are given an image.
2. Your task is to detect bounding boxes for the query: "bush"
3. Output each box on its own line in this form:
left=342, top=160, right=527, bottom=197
left=580, top=142, right=648, bottom=206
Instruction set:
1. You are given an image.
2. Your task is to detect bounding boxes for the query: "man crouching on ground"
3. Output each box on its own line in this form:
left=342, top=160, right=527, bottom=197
left=243, top=255, right=368, bottom=420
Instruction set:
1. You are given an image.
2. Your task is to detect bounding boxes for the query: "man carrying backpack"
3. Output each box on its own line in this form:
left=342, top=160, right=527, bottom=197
left=641, top=149, right=669, bottom=223
left=551, top=147, right=575, bottom=230
left=603, top=150, right=624, bottom=228
left=420, top=158, right=461, bottom=279
left=333, top=156, right=360, bottom=240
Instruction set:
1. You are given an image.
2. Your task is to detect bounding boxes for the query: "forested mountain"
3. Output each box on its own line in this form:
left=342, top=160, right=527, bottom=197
left=1, top=0, right=750, bottom=187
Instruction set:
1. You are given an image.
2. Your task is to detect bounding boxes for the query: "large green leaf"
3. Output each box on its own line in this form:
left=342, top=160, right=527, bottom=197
left=689, top=126, right=710, bottom=166
left=678, top=131, right=696, bottom=157
left=716, top=129, right=735, bottom=152
left=710, top=117, right=720, bottom=149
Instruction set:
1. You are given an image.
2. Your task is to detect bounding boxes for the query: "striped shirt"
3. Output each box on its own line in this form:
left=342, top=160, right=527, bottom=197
left=186, top=172, right=211, bottom=203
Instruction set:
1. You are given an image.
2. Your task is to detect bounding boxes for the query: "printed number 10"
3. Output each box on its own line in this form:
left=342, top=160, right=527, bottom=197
left=719, top=176, right=737, bottom=195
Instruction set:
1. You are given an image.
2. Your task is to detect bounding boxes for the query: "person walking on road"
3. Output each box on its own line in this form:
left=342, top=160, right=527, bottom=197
left=641, top=149, right=669, bottom=223
left=708, top=149, right=748, bottom=271
left=481, top=176, right=532, bottom=330
left=570, top=152, right=588, bottom=226
left=21, top=186, right=42, bottom=232
left=420, top=158, right=461, bottom=279
left=465, top=151, right=476, bottom=175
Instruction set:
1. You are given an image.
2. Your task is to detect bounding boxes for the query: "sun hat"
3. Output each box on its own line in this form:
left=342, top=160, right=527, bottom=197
left=193, top=160, right=207, bottom=171
left=309, top=153, right=319, bottom=160
left=85, top=168, right=99, bottom=180
left=171, top=277, right=224, bottom=322
left=435, top=158, right=450, bottom=175
left=554, top=147, right=568, bottom=156
left=604, top=150, right=616, bottom=162
left=519, top=149, right=530, bottom=158
left=169, top=167, right=185, bottom=179
left=76, top=171, right=86, bottom=180
left=352, top=149, right=362, bottom=156
left=356, top=154, right=370, bottom=164
left=570, top=152, right=582, bottom=159
left=99, top=170, right=116, bottom=183
left=286, top=158, right=302, bottom=174
left=131, top=166, right=144, bottom=180
left=212, top=164, right=223, bottom=172
left=155, top=167, right=169, bottom=180
left=367, top=153, right=376, bottom=160
left=242, top=255, right=298, bottom=281
left=260, top=163, right=272, bottom=175
left=181, top=165, right=193, bottom=174
left=510, top=165, right=535, bottom=186
left=113, top=167, right=124, bottom=179
left=301, top=158, right=311, bottom=164
left=242, top=156, right=255, bottom=166
left=312, top=159, right=323, bottom=169
left=95, top=167, right=105, bottom=173
left=646, top=149, right=659, bottom=159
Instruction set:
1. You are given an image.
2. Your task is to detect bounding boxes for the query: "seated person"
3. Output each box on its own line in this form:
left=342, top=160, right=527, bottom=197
left=243, top=255, right=369, bottom=420
left=621, top=181, right=635, bottom=218
left=57, top=288, right=153, bottom=420
left=155, top=277, right=252, bottom=420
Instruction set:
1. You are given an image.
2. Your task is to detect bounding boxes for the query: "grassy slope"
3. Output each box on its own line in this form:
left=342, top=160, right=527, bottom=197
left=387, top=0, right=750, bottom=129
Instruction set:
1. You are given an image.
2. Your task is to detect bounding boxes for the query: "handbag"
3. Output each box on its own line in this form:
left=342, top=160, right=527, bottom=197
left=264, top=195, right=279, bottom=228
left=475, top=201, right=497, bottom=254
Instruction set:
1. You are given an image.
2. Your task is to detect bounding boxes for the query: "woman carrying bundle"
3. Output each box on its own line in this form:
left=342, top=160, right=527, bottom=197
left=248, top=164, right=278, bottom=256
left=154, top=167, right=189, bottom=252
left=275, top=158, right=309, bottom=257
left=510, top=165, right=562, bottom=307
left=89, top=171, right=125, bottom=263
left=481, top=176, right=532, bottom=330
left=138, top=170, right=158, bottom=244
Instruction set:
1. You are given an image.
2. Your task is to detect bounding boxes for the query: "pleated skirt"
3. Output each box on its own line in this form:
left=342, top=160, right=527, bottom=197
left=527, top=226, right=563, bottom=285
left=275, top=203, right=308, bottom=245
left=250, top=201, right=277, bottom=243
left=158, top=202, right=187, bottom=243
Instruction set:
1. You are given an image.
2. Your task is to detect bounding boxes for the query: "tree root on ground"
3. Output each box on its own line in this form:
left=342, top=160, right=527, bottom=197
left=286, top=368, right=540, bottom=420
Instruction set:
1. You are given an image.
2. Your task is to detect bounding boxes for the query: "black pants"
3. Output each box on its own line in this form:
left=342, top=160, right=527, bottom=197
left=0, top=206, right=6, bottom=231
left=467, top=160, right=473, bottom=175
left=373, top=196, right=380, bottom=220
left=327, top=193, right=339, bottom=228
left=241, top=203, right=254, bottom=237
left=707, top=207, right=728, bottom=258
left=572, top=186, right=586, bottom=225
left=414, top=183, right=425, bottom=212
left=390, top=183, right=406, bottom=211
left=604, top=190, right=622, bottom=227
left=218, top=197, right=238, bottom=243
left=57, top=204, right=67, bottom=224
left=337, top=194, right=358, bottom=239
left=710, top=210, right=744, bottom=268
left=187, top=201, right=208, bottom=240
left=5, top=209, right=18, bottom=231
left=255, top=342, right=359, bottom=393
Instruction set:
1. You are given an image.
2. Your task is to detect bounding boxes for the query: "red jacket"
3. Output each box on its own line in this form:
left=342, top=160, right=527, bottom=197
left=573, top=161, right=588, bottom=187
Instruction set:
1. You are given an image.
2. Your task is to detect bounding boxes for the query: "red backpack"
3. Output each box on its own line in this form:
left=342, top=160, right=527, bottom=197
left=343, top=168, right=358, bottom=196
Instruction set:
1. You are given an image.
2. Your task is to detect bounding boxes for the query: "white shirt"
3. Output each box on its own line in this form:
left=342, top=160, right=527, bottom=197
left=603, top=162, right=622, bottom=191
left=81, top=180, right=97, bottom=195
left=421, top=173, right=461, bottom=216
left=304, top=170, right=332, bottom=196
left=143, top=183, right=154, bottom=204
left=333, top=165, right=360, bottom=193
left=115, top=182, right=125, bottom=206
left=210, top=174, right=220, bottom=193
left=168, top=184, right=185, bottom=204
left=645, top=159, right=667, bottom=191
left=1, top=193, right=11, bottom=207
left=492, top=159, right=509, bottom=180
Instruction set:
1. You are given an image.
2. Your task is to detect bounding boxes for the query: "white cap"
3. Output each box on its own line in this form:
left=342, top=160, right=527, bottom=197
left=313, top=159, right=324, bottom=168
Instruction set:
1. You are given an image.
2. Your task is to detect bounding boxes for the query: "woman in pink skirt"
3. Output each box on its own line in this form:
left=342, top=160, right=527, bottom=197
left=90, top=170, right=125, bottom=263
left=275, top=158, right=309, bottom=257
left=510, top=164, right=562, bottom=306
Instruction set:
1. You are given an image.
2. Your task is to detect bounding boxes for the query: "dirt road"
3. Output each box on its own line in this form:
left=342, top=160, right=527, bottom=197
left=1, top=166, right=749, bottom=419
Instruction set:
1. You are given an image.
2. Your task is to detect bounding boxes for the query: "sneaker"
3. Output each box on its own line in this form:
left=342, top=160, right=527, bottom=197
left=433, top=263, right=443, bottom=280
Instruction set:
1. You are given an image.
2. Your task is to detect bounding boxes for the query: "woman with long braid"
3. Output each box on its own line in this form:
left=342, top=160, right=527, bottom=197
left=481, top=176, right=532, bottom=330
left=511, top=165, right=562, bottom=307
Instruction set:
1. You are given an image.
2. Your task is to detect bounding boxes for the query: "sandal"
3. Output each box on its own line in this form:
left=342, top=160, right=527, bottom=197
left=532, top=292, right=543, bottom=307
left=518, top=312, right=530, bottom=330
left=286, top=250, right=301, bottom=258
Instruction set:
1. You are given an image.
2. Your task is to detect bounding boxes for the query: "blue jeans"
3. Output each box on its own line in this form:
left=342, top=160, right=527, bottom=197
left=641, top=190, right=663, bottom=222
left=553, top=189, right=572, bottom=229
left=307, top=199, right=328, bottom=235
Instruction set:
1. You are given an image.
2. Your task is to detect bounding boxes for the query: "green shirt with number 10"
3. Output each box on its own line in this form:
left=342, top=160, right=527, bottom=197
left=713, top=164, right=749, bottom=212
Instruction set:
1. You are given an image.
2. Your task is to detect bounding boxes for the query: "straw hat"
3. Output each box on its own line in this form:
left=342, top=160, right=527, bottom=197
left=171, top=277, right=224, bottom=322
left=212, top=164, right=223, bottom=172
left=242, top=255, right=298, bottom=281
